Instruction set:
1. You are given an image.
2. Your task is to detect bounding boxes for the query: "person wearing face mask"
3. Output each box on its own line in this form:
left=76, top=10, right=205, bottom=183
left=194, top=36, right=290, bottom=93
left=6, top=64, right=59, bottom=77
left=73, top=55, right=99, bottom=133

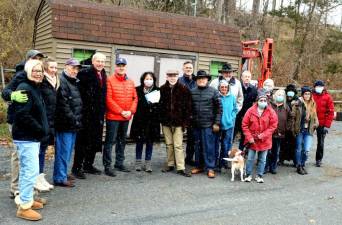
left=312, top=80, right=334, bottom=167
left=11, top=60, right=48, bottom=221
left=242, top=89, right=278, bottom=183
left=103, top=58, right=137, bottom=174
left=130, top=72, right=160, bottom=173
left=159, top=70, right=192, bottom=177
left=53, top=58, right=83, bottom=187
left=291, top=86, right=318, bottom=175
left=72, top=53, right=108, bottom=179
left=265, top=89, right=291, bottom=174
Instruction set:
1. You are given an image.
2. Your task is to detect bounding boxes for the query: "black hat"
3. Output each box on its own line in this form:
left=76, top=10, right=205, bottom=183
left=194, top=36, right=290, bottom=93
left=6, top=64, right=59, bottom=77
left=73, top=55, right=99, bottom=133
left=194, top=70, right=211, bottom=81
left=301, top=86, right=312, bottom=95
left=285, top=84, right=297, bottom=94
left=314, top=80, right=325, bottom=87
left=218, top=63, right=236, bottom=73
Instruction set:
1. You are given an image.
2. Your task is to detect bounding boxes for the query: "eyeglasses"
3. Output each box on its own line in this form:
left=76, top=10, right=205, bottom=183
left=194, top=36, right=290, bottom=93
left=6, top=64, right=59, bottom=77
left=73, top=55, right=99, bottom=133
left=32, top=70, right=43, bottom=73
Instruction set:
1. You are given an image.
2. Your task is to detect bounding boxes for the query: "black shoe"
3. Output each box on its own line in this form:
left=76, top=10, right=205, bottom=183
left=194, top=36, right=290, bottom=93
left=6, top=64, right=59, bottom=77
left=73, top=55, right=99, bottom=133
left=161, top=166, right=174, bottom=172
left=297, top=166, right=305, bottom=175
left=316, top=160, right=321, bottom=167
left=177, top=170, right=192, bottom=177
left=302, top=167, right=308, bottom=174
left=72, top=169, right=86, bottom=179
left=83, top=165, right=102, bottom=175
left=270, top=170, right=277, bottom=174
left=114, top=165, right=131, bottom=172
left=104, top=168, right=116, bottom=177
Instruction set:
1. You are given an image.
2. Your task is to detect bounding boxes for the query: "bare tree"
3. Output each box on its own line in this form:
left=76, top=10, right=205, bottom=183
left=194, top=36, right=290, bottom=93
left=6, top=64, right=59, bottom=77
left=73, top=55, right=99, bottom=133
left=217, top=0, right=224, bottom=22
left=252, top=0, right=261, bottom=15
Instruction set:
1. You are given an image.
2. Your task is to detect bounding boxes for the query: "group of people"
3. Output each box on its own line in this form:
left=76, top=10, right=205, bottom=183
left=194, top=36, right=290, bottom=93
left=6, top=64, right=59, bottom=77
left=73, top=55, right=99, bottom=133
left=3, top=49, right=335, bottom=221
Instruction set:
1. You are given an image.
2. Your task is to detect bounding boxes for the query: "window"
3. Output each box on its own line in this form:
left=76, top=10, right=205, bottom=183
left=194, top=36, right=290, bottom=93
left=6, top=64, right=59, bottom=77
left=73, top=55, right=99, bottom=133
left=72, top=49, right=96, bottom=66
left=210, top=61, right=225, bottom=80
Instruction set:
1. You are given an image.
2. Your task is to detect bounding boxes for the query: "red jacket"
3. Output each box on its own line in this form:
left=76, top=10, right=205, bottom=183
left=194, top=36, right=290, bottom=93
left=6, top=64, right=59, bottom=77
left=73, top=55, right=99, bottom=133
left=242, top=104, right=278, bottom=151
left=106, top=73, right=138, bottom=121
left=313, top=91, right=334, bottom=128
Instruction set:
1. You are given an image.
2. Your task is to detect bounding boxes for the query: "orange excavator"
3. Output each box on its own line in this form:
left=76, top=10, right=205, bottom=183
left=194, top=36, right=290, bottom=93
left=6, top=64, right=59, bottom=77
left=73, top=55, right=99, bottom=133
left=241, top=38, right=273, bottom=88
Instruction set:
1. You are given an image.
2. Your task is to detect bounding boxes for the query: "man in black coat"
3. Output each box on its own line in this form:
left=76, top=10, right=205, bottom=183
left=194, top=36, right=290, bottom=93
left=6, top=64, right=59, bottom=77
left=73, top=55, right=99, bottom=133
left=234, top=70, right=257, bottom=150
left=72, top=53, right=107, bottom=178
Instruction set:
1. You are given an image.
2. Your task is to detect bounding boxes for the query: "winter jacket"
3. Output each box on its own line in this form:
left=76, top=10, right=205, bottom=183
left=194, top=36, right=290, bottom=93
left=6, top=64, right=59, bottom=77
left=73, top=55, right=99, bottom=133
left=242, top=104, right=278, bottom=151
left=190, top=85, right=222, bottom=128
left=220, top=92, right=237, bottom=130
left=130, top=85, right=161, bottom=141
left=210, top=76, right=244, bottom=112
left=2, top=71, right=27, bottom=124
left=239, top=83, right=257, bottom=117
left=106, top=73, right=137, bottom=121
left=40, top=77, right=57, bottom=142
left=12, top=79, right=48, bottom=142
left=178, top=75, right=196, bottom=90
left=54, top=71, right=83, bottom=132
left=312, top=90, right=334, bottom=128
left=159, top=81, right=191, bottom=128
left=270, top=102, right=291, bottom=138
left=291, top=98, right=319, bottom=136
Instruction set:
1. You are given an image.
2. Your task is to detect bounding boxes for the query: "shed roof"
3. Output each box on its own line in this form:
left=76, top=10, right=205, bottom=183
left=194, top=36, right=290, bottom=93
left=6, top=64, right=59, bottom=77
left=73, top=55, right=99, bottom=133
left=35, top=0, right=242, bottom=57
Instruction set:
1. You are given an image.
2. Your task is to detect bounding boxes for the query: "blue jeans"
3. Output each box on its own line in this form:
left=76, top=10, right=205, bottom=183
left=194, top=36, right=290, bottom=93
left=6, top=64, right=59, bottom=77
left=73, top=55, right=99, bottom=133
left=53, top=132, right=76, bottom=183
left=218, top=128, right=234, bottom=168
left=295, top=130, right=313, bottom=167
left=14, top=140, right=40, bottom=205
left=103, top=120, right=129, bottom=168
left=193, top=127, right=217, bottom=170
left=136, top=139, right=153, bottom=161
left=266, top=138, right=282, bottom=172
left=246, top=149, right=268, bottom=177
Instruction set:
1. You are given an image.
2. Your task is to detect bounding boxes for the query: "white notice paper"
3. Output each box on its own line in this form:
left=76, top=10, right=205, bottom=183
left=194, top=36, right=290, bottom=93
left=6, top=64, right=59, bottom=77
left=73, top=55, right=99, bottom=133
left=145, top=90, right=160, bottom=103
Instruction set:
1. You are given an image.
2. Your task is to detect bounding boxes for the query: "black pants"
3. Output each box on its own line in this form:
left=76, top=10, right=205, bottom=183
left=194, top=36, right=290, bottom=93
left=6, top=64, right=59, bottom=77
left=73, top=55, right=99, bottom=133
left=185, top=127, right=195, bottom=162
left=316, top=126, right=327, bottom=162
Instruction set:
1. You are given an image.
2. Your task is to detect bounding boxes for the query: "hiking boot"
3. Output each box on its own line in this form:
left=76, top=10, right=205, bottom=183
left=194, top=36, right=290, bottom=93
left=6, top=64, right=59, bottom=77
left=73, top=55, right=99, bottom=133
left=244, top=175, right=252, bottom=182
left=135, top=160, right=142, bottom=171
left=255, top=176, right=264, bottom=183
left=83, top=165, right=102, bottom=175
left=104, top=168, right=116, bottom=177
left=144, top=160, right=152, bottom=173
left=34, top=174, right=50, bottom=192
left=297, top=166, right=305, bottom=175
left=177, top=170, right=191, bottom=177
left=37, top=173, right=54, bottom=190
left=207, top=170, right=215, bottom=178
left=16, top=208, right=42, bottom=221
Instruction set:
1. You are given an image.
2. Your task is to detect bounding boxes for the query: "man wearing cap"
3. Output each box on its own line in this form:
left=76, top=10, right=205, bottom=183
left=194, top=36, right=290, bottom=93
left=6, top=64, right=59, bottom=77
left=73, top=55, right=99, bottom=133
left=159, top=69, right=192, bottom=177
left=53, top=58, right=83, bottom=187
left=190, top=70, right=222, bottom=178
left=210, top=63, right=243, bottom=112
left=178, top=61, right=197, bottom=166
left=103, top=58, right=137, bottom=174
left=312, top=80, right=334, bottom=167
left=1, top=49, right=45, bottom=198
left=72, top=53, right=107, bottom=178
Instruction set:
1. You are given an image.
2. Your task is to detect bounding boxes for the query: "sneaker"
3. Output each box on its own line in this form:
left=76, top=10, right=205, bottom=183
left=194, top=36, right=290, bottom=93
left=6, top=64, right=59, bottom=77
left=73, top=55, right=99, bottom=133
left=255, top=176, right=264, bottom=183
left=177, top=170, right=192, bottom=177
left=34, top=175, right=50, bottom=192
left=72, top=169, right=86, bottom=179
left=297, top=166, right=305, bottom=175
left=144, top=160, right=152, bottom=173
left=104, top=168, right=116, bottom=177
left=135, top=160, right=142, bottom=171
left=114, top=165, right=131, bottom=172
left=244, top=175, right=252, bottom=182
left=39, top=173, right=54, bottom=190
left=83, top=165, right=102, bottom=175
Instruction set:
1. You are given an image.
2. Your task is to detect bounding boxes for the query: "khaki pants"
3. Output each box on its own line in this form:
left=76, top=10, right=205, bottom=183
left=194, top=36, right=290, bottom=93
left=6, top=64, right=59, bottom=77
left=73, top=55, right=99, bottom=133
left=162, top=126, right=185, bottom=171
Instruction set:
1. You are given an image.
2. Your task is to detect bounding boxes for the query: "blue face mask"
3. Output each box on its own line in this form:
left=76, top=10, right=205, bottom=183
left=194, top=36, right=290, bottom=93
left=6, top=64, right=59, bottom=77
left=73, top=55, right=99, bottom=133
left=258, top=101, right=267, bottom=109
left=276, top=96, right=284, bottom=103
left=315, top=86, right=324, bottom=94
left=287, top=91, right=295, bottom=97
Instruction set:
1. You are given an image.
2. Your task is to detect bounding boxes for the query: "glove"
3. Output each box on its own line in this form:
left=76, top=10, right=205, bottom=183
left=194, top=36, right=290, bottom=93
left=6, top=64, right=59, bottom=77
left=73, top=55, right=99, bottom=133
left=10, top=90, right=28, bottom=103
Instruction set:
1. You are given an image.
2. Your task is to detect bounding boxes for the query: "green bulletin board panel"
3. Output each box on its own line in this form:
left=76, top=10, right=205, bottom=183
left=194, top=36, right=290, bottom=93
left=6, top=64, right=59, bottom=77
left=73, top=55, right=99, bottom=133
left=210, top=61, right=225, bottom=79
left=73, top=49, right=96, bottom=63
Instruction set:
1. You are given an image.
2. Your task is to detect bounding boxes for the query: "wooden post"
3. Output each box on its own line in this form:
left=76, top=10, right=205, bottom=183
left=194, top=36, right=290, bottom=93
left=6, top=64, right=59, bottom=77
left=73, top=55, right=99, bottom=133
left=1, top=64, right=5, bottom=89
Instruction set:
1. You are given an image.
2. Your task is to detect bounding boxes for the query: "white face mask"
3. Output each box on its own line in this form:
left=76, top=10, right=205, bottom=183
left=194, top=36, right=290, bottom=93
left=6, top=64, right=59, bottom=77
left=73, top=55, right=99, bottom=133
left=144, top=79, right=153, bottom=87
left=315, top=86, right=324, bottom=94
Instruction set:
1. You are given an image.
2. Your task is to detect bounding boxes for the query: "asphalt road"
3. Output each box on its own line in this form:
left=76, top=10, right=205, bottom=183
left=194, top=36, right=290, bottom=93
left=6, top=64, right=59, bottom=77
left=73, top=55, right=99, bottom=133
left=1, top=122, right=342, bottom=225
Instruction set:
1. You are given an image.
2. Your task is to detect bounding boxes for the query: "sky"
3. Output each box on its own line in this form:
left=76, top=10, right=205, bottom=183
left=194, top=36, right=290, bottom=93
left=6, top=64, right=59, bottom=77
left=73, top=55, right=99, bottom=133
left=238, top=0, right=342, bottom=26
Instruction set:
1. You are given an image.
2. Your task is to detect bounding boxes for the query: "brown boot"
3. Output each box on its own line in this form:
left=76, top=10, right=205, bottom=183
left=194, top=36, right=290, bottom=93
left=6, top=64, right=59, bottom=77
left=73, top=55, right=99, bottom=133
left=34, top=197, right=47, bottom=205
left=31, top=201, right=44, bottom=210
left=16, top=207, right=42, bottom=221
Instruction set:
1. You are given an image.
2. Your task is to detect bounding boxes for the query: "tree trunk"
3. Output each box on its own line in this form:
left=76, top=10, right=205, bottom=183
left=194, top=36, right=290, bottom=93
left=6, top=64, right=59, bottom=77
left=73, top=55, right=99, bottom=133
left=225, top=0, right=236, bottom=24
left=272, top=0, right=276, bottom=11
left=252, top=0, right=260, bottom=15
left=217, top=0, right=224, bottom=22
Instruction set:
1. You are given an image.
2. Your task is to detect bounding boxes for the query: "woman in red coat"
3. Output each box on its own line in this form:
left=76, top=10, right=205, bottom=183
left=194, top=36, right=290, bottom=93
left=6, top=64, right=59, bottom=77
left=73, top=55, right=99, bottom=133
left=242, top=89, right=278, bottom=183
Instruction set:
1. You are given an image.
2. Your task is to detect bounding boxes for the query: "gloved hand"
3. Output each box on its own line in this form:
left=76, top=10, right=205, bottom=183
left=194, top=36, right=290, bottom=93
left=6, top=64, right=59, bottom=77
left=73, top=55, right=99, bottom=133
left=10, top=90, right=28, bottom=103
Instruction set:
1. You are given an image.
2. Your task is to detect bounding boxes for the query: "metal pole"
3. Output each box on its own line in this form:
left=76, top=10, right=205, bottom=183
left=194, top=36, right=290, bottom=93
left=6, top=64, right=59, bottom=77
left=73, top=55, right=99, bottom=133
left=1, top=64, right=5, bottom=89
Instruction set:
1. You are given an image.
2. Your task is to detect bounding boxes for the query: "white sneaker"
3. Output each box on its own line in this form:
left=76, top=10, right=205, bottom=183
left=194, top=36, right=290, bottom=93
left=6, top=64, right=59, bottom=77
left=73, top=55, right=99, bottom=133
left=40, top=173, right=54, bottom=190
left=34, top=174, right=50, bottom=192
left=244, top=175, right=252, bottom=182
left=255, top=176, right=264, bottom=183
